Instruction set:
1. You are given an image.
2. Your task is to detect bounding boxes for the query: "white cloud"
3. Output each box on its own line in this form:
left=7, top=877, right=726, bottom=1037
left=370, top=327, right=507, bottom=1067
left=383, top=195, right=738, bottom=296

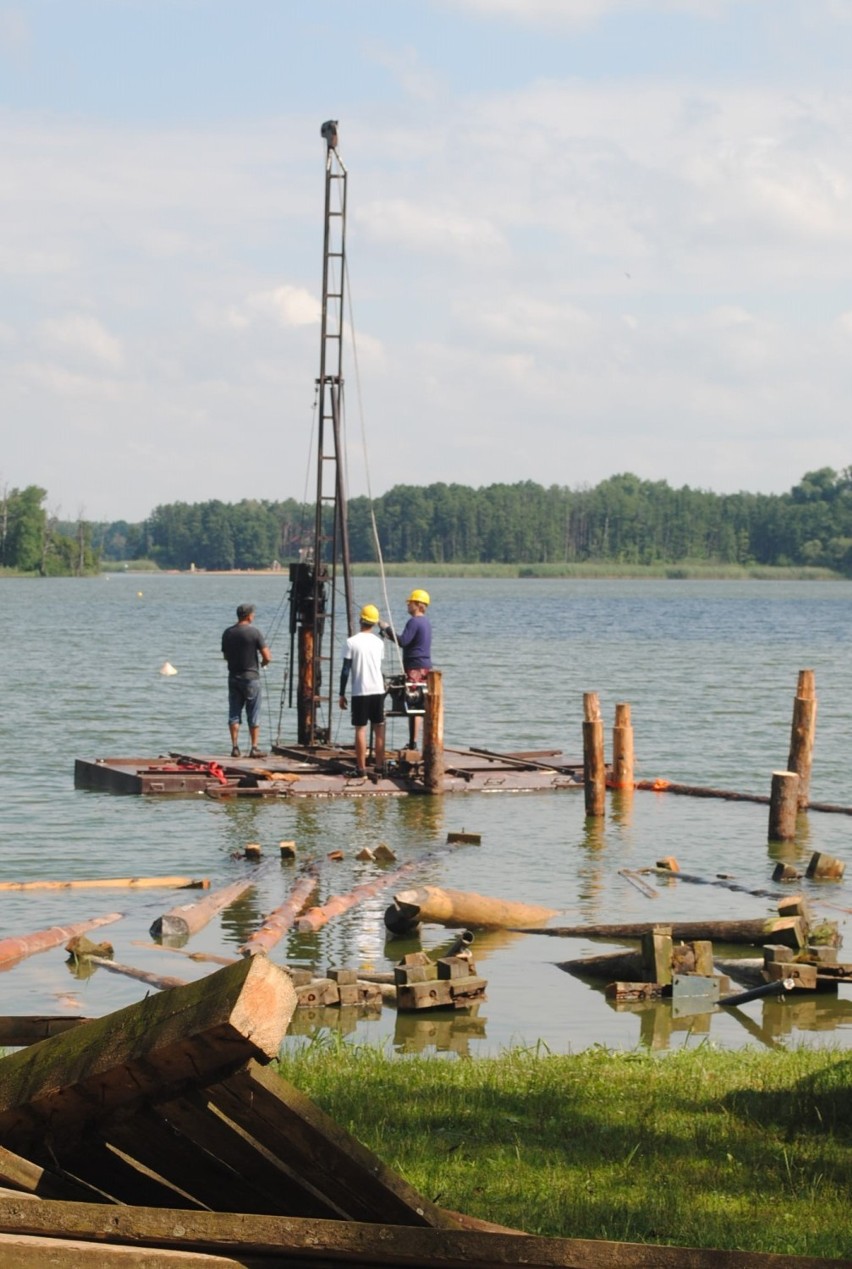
left=441, top=0, right=727, bottom=25
left=246, top=285, right=321, bottom=327
left=358, top=198, right=505, bottom=256
left=40, top=314, right=125, bottom=369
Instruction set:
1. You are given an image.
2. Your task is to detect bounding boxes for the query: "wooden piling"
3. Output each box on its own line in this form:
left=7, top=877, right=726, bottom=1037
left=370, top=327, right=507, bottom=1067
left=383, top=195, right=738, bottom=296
left=768, top=770, right=799, bottom=841
left=787, top=669, right=817, bottom=809
left=583, top=692, right=605, bottom=817
left=611, top=702, right=634, bottom=790
left=422, top=669, right=444, bottom=794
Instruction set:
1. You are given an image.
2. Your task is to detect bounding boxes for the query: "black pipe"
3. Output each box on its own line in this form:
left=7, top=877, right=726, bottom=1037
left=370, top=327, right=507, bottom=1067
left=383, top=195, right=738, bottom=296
left=718, top=978, right=795, bottom=1007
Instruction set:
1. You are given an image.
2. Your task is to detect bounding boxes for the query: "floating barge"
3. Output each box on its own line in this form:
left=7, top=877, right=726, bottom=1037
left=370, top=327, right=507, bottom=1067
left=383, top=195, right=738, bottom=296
left=74, top=745, right=583, bottom=798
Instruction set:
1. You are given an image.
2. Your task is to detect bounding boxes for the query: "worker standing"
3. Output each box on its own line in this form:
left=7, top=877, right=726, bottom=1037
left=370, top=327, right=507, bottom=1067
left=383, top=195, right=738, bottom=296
left=339, top=604, right=387, bottom=777
left=380, top=588, right=432, bottom=749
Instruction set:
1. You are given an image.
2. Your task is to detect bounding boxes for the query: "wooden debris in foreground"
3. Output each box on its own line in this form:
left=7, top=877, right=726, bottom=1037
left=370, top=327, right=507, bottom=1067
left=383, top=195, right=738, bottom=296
left=0, top=960, right=838, bottom=1265
left=0, top=913, right=124, bottom=969
left=0, top=875, right=208, bottom=892
left=387, top=885, right=558, bottom=932
left=150, top=877, right=255, bottom=941
left=0, top=955, right=295, bottom=1152
left=0, top=1199, right=839, bottom=1268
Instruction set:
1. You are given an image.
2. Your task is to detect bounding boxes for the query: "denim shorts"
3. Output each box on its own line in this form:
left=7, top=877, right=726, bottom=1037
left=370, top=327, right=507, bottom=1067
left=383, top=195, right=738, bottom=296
left=228, top=675, right=261, bottom=727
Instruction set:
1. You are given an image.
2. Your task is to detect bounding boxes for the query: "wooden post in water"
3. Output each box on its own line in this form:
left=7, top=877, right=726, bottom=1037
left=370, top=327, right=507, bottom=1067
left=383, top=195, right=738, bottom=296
left=768, top=770, right=799, bottom=841
left=422, top=669, right=444, bottom=794
left=787, top=669, right=817, bottom=809
left=583, top=691, right=605, bottom=817
left=611, top=702, right=634, bottom=790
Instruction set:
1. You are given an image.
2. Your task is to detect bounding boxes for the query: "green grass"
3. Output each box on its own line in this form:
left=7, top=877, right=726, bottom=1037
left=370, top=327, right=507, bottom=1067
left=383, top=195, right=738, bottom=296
left=275, top=1042, right=852, bottom=1258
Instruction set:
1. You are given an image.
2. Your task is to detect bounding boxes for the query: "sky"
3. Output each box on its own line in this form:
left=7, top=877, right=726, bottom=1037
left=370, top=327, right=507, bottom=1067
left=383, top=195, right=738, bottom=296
left=2, top=0, right=852, bottom=523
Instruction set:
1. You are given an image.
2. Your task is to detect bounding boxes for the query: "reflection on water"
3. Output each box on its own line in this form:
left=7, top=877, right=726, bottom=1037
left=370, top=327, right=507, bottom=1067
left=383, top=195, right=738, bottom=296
left=394, top=1004, right=487, bottom=1056
left=605, top=987, right=852, bottom=1052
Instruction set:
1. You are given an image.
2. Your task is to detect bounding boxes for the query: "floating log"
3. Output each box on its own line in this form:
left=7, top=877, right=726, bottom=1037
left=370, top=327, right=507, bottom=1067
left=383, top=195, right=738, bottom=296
left=558, top=949, right=645, bottom=981
left=239, top=872, right=320, bottom=955
left=618, top=869, right=658, bottom=898
left=513, top=916, right=805, bottom=948
left=150, top=878, right=255, bottom=941
left=387, top=885, right=558, bottom=933
left=0, top=875, right=208, bottom=893
left=297, top=853, right=441, bottom=935
left=0, top=913, right=124, bottom=969
left=0, top=1017, right=91, bottom=1048
left=787, top=669, right=817, bottom=809
left=636, top=779, right=770, bottom=804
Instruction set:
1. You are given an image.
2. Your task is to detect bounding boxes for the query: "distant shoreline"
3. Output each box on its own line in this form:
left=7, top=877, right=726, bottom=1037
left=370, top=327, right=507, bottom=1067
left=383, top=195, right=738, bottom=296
left=3, top=562, right=844, bottom=581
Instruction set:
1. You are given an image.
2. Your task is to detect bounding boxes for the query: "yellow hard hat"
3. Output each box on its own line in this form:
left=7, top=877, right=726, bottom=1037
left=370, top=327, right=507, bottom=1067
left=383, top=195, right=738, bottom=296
left=360, top=603, right=380, bottom=624
left=407, top=589, right=430, bottom=605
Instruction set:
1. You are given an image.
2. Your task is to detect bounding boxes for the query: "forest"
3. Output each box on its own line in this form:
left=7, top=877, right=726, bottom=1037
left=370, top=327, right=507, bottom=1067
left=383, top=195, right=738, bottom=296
left=3, top=467, right=852, bottom=577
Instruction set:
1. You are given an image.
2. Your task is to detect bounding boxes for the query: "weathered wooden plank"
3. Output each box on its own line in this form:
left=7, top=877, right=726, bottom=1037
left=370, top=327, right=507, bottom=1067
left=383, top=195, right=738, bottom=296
left=0, top=957, right=296, bottom=1152
left=0, top=1232, right=257, bottom=1267
left=0, top=1145, right=102, bottom=1203
left=204, top=1061, right=461, bottom=1229
left=0, top=1199, right=840, bottom=1267
left=0, top=1017, right=91, bottom=1048
left=153, top=1090, right=348, bottom=1220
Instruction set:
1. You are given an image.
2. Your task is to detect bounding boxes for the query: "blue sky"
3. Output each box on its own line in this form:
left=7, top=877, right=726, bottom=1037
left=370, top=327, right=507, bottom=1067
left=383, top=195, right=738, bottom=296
left=3, top=0, right=852, bottom=521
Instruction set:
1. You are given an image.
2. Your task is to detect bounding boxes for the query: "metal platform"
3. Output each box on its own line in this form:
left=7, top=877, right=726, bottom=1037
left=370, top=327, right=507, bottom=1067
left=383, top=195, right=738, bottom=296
left=73, top=746, right=584, bottom=798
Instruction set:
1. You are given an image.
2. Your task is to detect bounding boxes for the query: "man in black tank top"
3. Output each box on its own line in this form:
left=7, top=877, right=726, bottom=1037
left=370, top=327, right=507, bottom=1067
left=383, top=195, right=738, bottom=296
left=221, top=603, right=271, bottom=758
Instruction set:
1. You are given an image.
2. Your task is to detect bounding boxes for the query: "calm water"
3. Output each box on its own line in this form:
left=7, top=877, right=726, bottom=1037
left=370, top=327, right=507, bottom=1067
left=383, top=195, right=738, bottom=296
left=2, top=574, right=851, bottom=1056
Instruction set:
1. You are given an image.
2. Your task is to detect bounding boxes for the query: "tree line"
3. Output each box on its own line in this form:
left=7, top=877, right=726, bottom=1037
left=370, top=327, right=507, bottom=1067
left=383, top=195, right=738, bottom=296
left=5, top=467, right=852, bottom=576
left=0, top=486, right=98, bottom=575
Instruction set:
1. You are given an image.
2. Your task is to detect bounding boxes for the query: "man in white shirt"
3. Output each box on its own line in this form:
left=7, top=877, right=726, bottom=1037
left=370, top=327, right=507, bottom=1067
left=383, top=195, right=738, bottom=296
left=339, top=604, right=386, bottom=777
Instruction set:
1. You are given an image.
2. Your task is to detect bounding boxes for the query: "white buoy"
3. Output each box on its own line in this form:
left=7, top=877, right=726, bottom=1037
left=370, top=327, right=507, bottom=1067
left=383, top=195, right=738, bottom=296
left=159, top=661, right=178, bottom=676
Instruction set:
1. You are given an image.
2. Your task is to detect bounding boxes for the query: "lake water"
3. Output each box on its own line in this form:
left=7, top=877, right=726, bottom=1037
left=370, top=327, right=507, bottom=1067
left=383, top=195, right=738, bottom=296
left=2, top=574, right=852, bottom=1056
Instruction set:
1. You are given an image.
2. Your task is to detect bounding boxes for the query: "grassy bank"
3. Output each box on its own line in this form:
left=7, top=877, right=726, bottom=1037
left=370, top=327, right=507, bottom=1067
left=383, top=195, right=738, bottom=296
left=275, top=1042, right=851, bottom=1258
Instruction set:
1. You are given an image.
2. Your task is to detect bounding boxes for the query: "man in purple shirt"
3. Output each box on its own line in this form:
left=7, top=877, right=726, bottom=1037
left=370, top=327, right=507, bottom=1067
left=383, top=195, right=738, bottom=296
left=380, top=588, right=432, bottom=748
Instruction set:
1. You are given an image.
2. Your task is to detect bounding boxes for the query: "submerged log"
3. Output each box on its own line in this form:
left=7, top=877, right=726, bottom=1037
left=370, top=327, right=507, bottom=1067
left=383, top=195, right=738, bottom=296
left=387, top=885, right=558, bottom=933
left=83, top=956, right=188, bottom=992
left=240, top=872, right=320, bottom=954
left=558, top=949, right=645, bottom=981
left=297, top=853, right=443, bottom=935
left=0, top=913, right=124, bottom=969
left=150, top=878, right=255, bottom=941
left=513, top=916, right=805, bottom=948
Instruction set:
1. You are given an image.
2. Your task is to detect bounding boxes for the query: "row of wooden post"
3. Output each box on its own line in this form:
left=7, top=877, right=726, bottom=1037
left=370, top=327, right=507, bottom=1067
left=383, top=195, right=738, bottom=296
left=583, top=671, right=818, bottom=841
